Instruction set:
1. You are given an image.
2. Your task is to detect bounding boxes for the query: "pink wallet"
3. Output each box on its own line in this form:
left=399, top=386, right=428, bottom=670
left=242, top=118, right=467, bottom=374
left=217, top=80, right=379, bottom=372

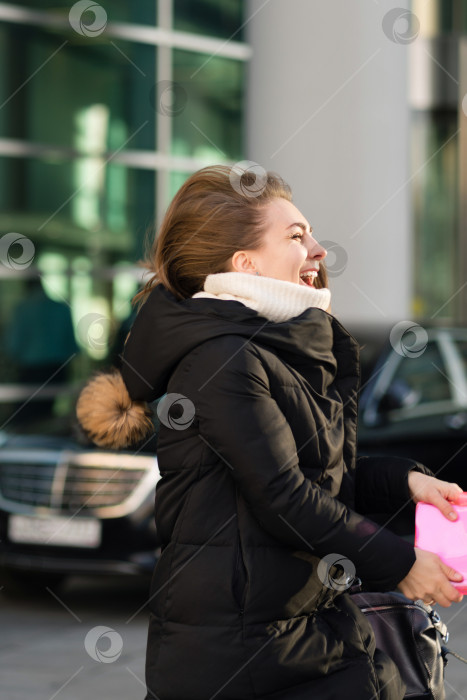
left=415, top=493, right=467, bottom=594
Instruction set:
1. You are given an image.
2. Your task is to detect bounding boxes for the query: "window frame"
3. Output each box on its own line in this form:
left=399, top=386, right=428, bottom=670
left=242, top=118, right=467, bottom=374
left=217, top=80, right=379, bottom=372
left=0, top=0, right=251, bottom=224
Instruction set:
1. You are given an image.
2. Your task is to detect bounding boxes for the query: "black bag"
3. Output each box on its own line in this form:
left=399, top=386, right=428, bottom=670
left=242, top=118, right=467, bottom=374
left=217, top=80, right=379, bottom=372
left=350, top=589, right=448, bottom=700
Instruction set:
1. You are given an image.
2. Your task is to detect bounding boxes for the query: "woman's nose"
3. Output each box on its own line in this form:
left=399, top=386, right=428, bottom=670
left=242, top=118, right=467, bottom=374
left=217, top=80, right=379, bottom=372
left=308, top=240, right=327, bottom=260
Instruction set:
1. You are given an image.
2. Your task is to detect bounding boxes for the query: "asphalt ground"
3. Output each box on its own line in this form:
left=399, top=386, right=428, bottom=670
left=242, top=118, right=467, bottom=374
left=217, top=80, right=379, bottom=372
left=1, top=575, right=467, bottom=700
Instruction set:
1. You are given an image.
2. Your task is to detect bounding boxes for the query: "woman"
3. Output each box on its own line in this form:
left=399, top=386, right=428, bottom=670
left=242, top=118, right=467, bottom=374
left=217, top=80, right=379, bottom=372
left=77, top=165, right=463, bottom=700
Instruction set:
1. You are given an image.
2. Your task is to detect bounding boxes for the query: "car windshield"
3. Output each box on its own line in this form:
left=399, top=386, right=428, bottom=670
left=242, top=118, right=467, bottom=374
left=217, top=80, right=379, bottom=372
left=455, top=339, right=467, bottom=380
left=389, top=340, right=452, bottom=405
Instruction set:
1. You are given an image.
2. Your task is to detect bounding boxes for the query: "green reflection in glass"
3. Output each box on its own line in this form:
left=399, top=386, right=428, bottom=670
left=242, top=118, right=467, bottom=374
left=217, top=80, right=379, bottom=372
left=7, top=1, right=157, bottom=25
left=170, top=171, right=191, bottom=200
left=172, top=50, right=244, bottom=161
left=0, top=155, right=155, bottom=262
left=0, top=148, right=155, bottom=429
left=173, top=0, right=244, bottom=40
left=0, top=23, right=7, bottom=136
left=37, top=251, right=69, bottom=302
left=411, top=111, right=459, bottom=320
left=2, top=23, right=156, bottom=151
left=0, top=152, right=155, bottom=431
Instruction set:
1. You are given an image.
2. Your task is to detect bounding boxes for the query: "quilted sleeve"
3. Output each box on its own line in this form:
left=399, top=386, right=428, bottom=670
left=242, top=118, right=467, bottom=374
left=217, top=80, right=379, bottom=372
left=187, top=336, right=416, bottom=592
left=355, top=454, right=434, bottom=515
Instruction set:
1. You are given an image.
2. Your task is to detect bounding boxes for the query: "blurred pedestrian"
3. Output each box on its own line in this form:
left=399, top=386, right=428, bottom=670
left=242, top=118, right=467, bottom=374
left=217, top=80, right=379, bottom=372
left=5, top=274, right=78, bottom=421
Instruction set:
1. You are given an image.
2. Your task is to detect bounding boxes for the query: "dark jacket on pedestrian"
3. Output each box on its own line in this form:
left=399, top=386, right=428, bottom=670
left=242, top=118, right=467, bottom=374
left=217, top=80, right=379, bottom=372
left=117, top=282, right=429, bottom=700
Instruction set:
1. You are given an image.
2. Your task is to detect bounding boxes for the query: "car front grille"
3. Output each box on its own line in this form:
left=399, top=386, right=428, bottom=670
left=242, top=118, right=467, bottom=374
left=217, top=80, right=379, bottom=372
left=0, top=460, right=56, bottom=507
left=0, top=450, right=158, bottom=514
left=62, top=464, right=146, bottom=509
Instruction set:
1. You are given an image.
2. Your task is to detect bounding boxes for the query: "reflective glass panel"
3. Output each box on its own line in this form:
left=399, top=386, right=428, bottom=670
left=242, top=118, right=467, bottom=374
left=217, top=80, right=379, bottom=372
left=5, top=1, right=157, bottom=25
left=0, top=156, right=155, bottom=257
left=0, top=22, right=156, bottom=151
left=172, top=50, right=244, bottom=161
left=169, top=171, right=191, bottom=200
left=411, top=111, right=459, bottom=320
left=0, top=266, right=146, bottom=435
left=0, top=154, right=155, bottom=433
left=173, top=0, right=244, bottom=40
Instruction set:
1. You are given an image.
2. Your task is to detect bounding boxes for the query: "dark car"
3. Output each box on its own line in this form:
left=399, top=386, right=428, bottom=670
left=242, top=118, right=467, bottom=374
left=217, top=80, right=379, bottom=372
left=0, top=384, right=161, bottom=590
left=357, top=326, right=467, bottom=488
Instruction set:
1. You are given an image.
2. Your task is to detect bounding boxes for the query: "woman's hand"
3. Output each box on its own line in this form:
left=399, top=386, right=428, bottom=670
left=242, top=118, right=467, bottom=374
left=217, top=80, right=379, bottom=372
left=408, top=471, right=463, bottom=521
left=397, top=548, right=463, bottom=607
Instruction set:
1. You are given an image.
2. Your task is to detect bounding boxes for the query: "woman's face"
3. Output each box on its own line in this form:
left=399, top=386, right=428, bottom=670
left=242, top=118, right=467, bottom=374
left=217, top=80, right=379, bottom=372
left=230, top=198, right=327, bottom=287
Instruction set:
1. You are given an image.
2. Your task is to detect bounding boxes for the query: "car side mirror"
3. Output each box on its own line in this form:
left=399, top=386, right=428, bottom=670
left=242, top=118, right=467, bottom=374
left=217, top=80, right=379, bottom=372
left=378, top=379, right=420, bottom=413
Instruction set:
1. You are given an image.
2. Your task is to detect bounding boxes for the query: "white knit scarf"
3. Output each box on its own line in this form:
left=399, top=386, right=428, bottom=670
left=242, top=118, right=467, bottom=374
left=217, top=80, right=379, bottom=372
left=192, top=272, right=331, bottom=323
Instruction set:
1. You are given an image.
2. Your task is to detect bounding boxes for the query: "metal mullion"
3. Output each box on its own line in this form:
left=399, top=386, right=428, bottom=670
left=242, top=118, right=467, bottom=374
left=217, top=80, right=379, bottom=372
left=0, top=136, right=230, bottom=170
left=156, top=0, right=173, bottom=228
left=0, top=3, right=251, bottom=61
left=110, top=25, right=251, bottom=60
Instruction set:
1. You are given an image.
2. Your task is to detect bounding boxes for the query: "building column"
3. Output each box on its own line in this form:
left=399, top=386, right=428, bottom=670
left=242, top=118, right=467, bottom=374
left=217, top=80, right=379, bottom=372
left=246, top=0, right=412, bottom=325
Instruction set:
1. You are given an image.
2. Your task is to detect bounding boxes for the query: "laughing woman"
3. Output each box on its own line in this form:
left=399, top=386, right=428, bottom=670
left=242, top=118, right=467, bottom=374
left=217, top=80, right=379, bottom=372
left=77, top=165, right=463, bottom=700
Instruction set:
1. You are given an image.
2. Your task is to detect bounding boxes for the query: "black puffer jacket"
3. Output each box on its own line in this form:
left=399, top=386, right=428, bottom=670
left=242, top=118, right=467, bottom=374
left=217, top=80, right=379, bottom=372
left=121, top=284, right=427, bottom=700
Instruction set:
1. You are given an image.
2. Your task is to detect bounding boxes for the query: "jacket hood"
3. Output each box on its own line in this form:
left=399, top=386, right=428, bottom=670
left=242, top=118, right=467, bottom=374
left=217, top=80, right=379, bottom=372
left=121, top=284, right=359, bottom=403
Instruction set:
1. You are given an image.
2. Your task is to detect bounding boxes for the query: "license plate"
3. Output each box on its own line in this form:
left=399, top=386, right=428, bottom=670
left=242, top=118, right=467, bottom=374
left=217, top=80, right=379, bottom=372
left=8, top=514, right=101, bottom=548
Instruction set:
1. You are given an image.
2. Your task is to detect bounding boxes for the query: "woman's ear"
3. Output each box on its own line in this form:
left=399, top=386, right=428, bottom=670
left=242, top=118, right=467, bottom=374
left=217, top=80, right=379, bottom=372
left=230, top=250, right=257, bottom=274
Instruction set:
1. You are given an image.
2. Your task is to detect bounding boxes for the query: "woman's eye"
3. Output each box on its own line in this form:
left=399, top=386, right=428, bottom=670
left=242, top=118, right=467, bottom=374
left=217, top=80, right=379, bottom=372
left=291, top=232, right=303, bottom=240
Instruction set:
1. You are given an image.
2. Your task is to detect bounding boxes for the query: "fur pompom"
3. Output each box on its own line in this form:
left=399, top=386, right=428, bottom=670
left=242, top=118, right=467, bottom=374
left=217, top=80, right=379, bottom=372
left=76, top=370, right=154, bottom=449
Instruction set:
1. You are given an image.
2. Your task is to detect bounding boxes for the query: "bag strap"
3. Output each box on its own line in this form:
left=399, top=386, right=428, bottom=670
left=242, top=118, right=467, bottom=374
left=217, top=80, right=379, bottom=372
left=443, top=646, right=467, bottom=665
left=428, top=609, right=449, bottom=643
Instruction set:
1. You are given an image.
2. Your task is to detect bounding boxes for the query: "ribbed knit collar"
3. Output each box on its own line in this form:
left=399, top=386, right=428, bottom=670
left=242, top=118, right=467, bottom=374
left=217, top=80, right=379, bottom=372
left=121, top=283, right=360, bottom=403
left=192, top=272, right=331, bottom=323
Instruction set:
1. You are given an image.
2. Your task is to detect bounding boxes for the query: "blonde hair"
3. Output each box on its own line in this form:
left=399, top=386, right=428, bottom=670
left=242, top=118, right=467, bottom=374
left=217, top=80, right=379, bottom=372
left=134, top=164, right=328, bottom=307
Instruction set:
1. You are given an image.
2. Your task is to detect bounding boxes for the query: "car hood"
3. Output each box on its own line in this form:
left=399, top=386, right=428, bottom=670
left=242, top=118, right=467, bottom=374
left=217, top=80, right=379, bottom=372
left=0, top=431, right=81, bottom=451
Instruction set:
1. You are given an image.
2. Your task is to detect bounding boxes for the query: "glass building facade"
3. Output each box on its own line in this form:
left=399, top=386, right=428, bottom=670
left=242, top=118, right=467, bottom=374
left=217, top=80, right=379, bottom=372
left=0, top=0, right=248, bottom=432
left=410, top=0, right=467, bottom=321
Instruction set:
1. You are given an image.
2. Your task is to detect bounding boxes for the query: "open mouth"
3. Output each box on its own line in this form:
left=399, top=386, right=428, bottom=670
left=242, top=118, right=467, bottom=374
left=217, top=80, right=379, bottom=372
left=299, top=271, right=318, bottom=287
